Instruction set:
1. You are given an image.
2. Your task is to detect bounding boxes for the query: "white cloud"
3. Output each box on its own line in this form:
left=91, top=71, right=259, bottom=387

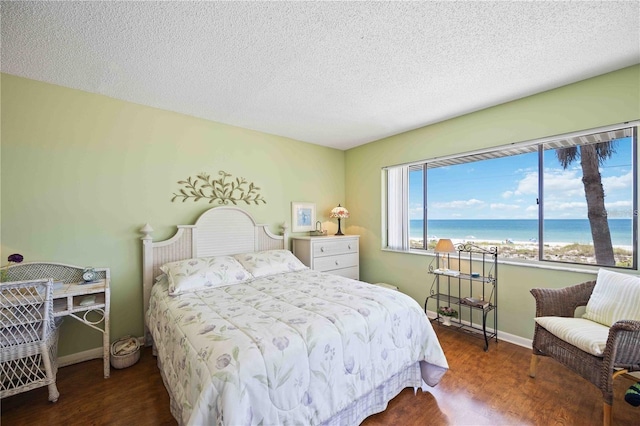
left=425, top=158, right=632, bottom=220
left=490, top=203, right=520, bottom=211
left=432, top=199, right=485, bottom=209
left=409, top=204, right=423, bottom=219
left=603, top=170, right=632, bottom=191
left=540, top=168, right=633, bottom=218
left=512, top=171, right=538, bottom=195
left=546, top=201, right=586, bottom=212
left=502, top=190, right=514, bottom=199
left=543, top=169, right=584, bottom=198
left=606, top=200, right=634, bottom=218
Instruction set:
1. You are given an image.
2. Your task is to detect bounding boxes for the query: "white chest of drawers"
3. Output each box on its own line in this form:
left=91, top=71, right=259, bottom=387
left=292, top=235, right=360, bottom=280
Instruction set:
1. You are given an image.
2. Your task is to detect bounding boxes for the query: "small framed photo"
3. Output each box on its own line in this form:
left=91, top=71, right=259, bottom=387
left=291, top=202, right=316, bottom=232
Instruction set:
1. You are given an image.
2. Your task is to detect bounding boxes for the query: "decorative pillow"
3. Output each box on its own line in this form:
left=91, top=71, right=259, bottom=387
left=535, top=316, right=610, bottom=357
left=154, top=274, right=168, bottom=285
left=233, top=249, right=307, bottom=278
left=582, top=268, right=640, bottom=327
left=160, top=256, right=253, bottom=295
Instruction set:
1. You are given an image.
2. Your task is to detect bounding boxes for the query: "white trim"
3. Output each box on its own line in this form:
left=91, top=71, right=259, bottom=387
left=381, top=121, right=638, bottom=271
left=426, top=310, right=532, bottom=349
left=383, top=247, right=607, bottom=275
left=58, top=347, right=103, bottom=367
left=499, top=330, right=533, bottom=349
left=382, top=120, right=639, bottom=170
left=385, top=167, right=409, bottom=250
left=58, top=336, right=145, bottom=368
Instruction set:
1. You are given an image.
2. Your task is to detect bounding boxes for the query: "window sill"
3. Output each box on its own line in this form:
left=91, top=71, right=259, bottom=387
left=380, top=247, right=635, bottom=275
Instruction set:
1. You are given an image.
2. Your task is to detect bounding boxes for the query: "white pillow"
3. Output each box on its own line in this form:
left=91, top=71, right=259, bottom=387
left=154, top=274, right=168, bottom=285
left=160, top=256, right=253, bottom=295
left=582, top=268, right=640, bottom=327
left=233, top=250, right=307, bottom=278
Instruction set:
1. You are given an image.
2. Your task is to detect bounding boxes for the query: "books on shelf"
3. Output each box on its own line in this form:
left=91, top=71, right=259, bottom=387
left=461, top=297, right=490, bottom=308
left=433, top=268, right=460, bottom=277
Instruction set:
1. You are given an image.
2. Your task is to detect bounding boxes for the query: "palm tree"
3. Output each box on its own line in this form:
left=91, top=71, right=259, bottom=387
left=555, top=141, right=616, bottom=265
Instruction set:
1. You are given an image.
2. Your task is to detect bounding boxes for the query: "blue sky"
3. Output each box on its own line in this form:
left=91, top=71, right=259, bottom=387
left=410, top=137, right=634, bottom=220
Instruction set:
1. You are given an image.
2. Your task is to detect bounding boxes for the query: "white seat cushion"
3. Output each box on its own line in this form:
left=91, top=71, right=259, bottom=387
left=583, top=269, right=640, bottom=327
left=534, top=316, right=610, bottom=357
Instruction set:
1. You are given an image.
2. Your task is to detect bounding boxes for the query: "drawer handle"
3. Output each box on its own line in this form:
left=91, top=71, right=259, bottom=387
left=320, top=247, right=325, bottom=252
left=348, top=244, right=351, bottom=250
left=335, top=261, right=339, bottom=266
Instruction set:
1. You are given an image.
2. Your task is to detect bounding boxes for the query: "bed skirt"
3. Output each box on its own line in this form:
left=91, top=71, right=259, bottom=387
left=321, top=362, right=423, bottom=425
left=155, top=352, right=429, bottom=426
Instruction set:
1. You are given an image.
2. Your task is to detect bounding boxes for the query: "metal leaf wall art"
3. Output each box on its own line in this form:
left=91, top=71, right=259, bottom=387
left=172, top=170, right=267, bottom=205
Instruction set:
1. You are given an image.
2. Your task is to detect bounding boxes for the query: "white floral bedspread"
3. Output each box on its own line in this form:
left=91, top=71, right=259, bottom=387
left=147, top=269, right=448, bottom=425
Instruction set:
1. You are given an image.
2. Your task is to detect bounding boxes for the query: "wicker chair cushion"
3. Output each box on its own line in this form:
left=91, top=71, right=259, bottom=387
left=160, top=256, right=253, bottom=295
left=534, top=316, right=609, bottom=356
left=583, top=269, right=640, bottom=327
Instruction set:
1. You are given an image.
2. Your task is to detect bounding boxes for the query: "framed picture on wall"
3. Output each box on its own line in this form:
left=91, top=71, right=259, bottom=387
left=291, top=202, right=316, bottom=232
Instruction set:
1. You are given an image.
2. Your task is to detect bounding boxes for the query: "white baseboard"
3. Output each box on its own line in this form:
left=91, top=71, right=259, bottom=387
left=59, top=325, right=535, bottom=368
left=427, top=311, right=640, bottom=383
left=426, top=310, right=533, bottom=349
left=497, top=330, right=533, bottom=349
left=58, top=336, right=146, bottom=368
left=58, top=347, right=103, bottom=367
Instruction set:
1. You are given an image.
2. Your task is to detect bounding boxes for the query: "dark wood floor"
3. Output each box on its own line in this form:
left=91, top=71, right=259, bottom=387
left=2, top=325, right=638, bottom=425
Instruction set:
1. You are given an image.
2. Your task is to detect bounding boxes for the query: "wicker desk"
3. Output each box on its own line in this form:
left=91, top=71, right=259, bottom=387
left=53, top=280, right=110, bottom=378
left=5, top=263, right=111, bottom=378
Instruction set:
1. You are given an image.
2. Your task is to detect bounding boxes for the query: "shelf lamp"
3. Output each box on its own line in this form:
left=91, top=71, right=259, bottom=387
left=330, top=204, right=350, bottom=236
left=434, top=238, right=456, bottom=270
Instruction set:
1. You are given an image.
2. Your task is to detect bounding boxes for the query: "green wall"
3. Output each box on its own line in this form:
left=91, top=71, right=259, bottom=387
left=345, top=65, right=640, bottom=340
left=2, top=65, right=639, bottom=357
left=0, top=74, right=346, bottom=356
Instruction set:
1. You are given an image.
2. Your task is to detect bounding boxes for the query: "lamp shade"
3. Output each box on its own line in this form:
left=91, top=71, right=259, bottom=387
left=434, top=238, right=456, bottom=253
left=330, top=204, right=350, bottom=219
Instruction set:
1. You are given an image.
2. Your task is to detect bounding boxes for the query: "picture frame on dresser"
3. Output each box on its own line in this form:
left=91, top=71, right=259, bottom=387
left=291, top=202, right=316, bottom=232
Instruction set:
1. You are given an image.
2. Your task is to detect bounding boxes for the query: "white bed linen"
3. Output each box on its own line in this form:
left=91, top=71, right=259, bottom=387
left=147, top=269, right=448, bottom=425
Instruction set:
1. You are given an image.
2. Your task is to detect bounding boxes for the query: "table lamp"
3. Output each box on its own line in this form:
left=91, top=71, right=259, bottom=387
left=330, top=204, right=350, bottom=236
left=434, top=238, right=456, bottom=270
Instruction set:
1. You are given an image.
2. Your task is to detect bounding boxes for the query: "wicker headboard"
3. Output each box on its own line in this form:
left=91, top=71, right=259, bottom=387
left=140, top=207, right=288, bottom=342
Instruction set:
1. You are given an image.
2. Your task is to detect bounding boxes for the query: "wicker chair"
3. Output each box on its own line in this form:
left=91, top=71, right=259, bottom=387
left=529, top=280, right=640, bottom=426
left=1, top=279, right=61, bottom=402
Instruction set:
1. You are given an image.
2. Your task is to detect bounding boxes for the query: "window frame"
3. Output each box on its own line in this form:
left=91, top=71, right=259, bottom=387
left=383, top=122, right=639, bottom=270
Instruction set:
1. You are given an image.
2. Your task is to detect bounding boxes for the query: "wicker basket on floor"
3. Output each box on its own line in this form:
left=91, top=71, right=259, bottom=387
left=110, top=336, right=140, bottom=369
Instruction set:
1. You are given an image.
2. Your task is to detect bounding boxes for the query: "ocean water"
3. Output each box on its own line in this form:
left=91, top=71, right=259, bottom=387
left=410, top=219, right=633, bottom=247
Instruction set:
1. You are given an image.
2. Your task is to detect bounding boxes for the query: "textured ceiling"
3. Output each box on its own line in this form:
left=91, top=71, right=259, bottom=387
left=1, top=1, right=639, bottom=150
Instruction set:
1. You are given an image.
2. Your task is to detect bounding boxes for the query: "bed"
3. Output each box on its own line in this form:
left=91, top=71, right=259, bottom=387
left=141, top=207, right=448, bottom=425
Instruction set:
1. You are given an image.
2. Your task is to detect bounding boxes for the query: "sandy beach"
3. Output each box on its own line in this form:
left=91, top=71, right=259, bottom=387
left=412, top=237, right=633, bottom=267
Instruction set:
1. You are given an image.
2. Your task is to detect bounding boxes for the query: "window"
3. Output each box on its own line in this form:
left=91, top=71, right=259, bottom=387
left=384, top=124, right=638, bottom=269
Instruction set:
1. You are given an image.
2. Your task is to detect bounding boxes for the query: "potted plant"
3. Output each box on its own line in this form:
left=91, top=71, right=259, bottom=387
left=437, top=306, right=458, bottom=326
left=0, top=253, right=24, bottom=282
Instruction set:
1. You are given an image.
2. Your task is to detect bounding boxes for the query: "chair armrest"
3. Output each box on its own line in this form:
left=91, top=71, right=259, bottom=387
left=605, top=319, right=640, bottom=369
left=530, top=280, right=596, bottom=318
